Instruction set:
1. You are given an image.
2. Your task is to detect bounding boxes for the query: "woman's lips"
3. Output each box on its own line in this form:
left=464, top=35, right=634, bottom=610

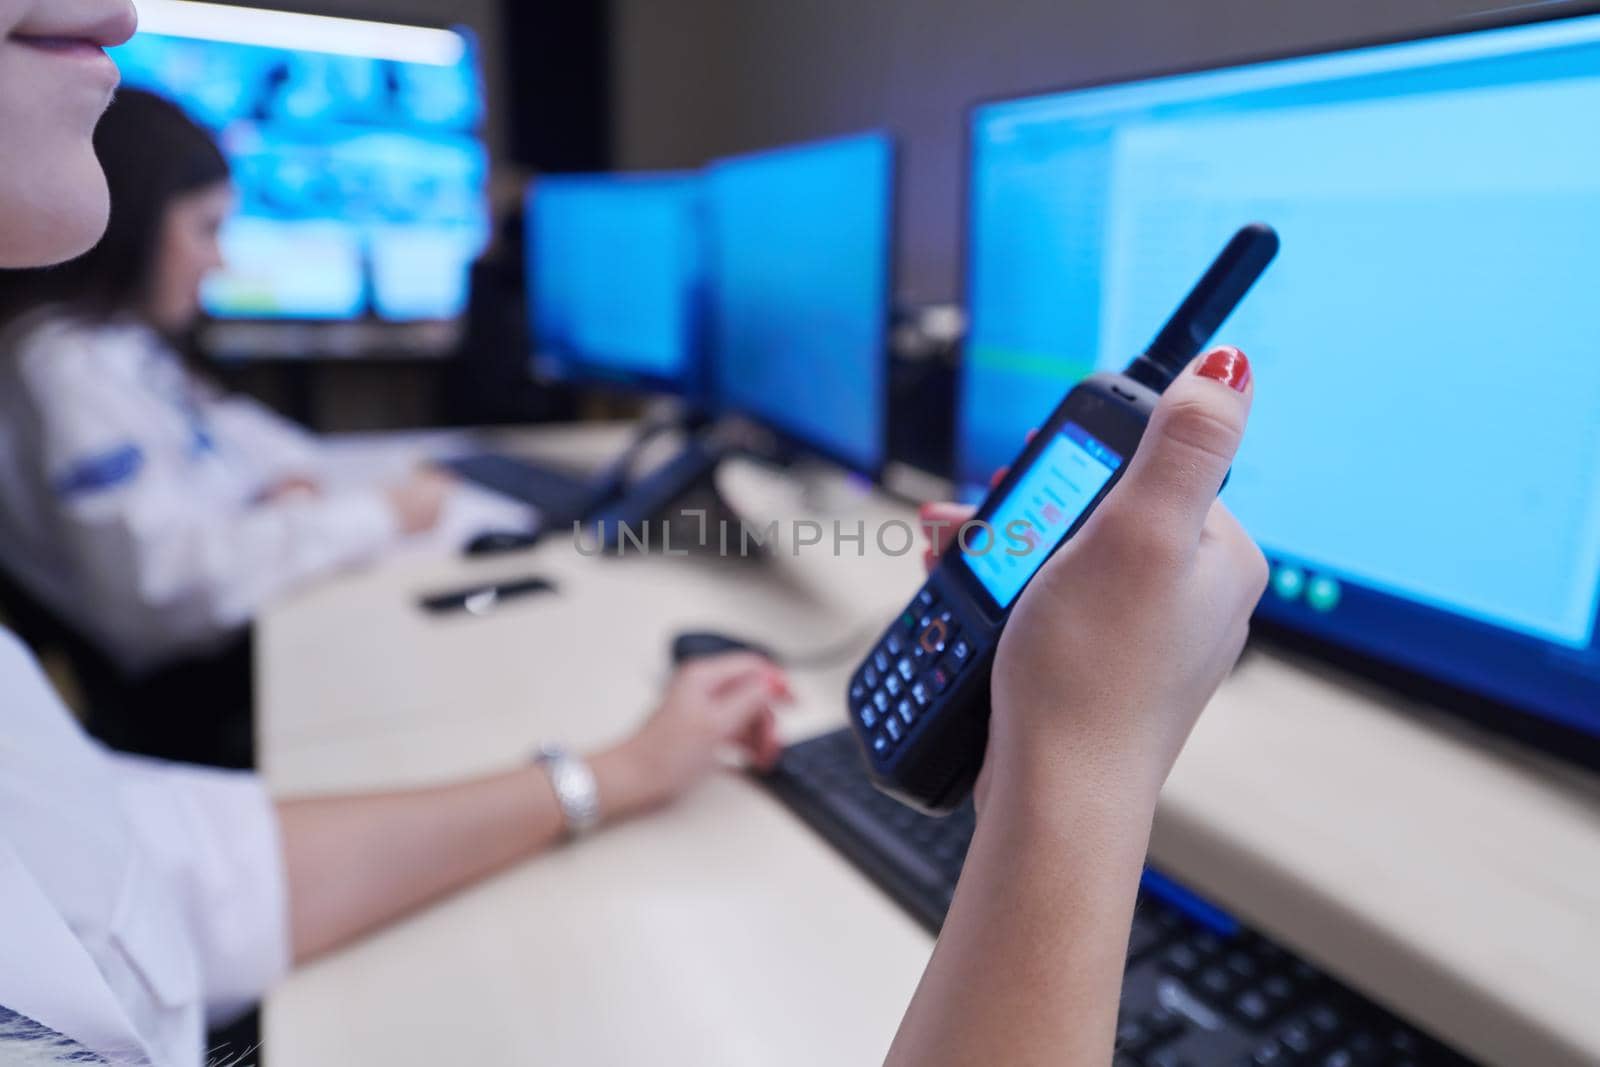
left=8, top=34, right=122, bottom=89
left=12, top=36, right=111, bottom=58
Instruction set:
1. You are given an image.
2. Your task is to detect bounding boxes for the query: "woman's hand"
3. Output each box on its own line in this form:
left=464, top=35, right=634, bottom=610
left=591, top=653, right=794, bottom=820
left=258, top=474, right=323, bottom=503
left=386, top=466, right=456, bottom=535
left=988, top=347, right=1266, bottom=815
left=919, top=347, right=1266, bottom=813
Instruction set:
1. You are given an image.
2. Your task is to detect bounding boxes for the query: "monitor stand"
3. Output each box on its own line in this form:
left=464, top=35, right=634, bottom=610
left=575, top=438, right=765, bottom=561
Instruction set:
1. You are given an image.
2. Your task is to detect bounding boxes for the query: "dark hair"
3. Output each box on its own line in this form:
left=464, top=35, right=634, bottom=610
left=0, top=88, right=231, bottom=330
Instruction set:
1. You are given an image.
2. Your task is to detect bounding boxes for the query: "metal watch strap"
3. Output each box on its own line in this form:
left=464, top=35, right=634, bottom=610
left=533, top=745, right=601, bottom=838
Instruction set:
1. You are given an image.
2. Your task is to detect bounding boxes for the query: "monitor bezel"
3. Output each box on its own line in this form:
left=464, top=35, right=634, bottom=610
left=525, top=171, right=711, bottom=402
left=955, top=1, right=1600, bottom=774
left=705, top=130, right=898, bottom=481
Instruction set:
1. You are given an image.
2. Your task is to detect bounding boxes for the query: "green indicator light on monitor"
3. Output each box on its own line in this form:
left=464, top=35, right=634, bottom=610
left=1307, top=575, right=1342, bottom=613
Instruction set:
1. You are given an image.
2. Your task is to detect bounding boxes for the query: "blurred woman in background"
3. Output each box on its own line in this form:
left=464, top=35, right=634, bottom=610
left=0, top=89, right=457, bottom=751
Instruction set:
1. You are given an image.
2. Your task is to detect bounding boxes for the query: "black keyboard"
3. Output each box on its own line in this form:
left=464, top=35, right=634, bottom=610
left=442, top=452, right=597, bottom=521
left=765, top=728, right=1476, bottom=1067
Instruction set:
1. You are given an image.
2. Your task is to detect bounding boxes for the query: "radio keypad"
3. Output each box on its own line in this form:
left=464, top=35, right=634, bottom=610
left=852, top=583, right=975, bottom=759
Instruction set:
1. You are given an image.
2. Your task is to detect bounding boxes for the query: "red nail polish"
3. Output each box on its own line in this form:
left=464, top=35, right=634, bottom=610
left=1196, top=346, right=1250, bottom=392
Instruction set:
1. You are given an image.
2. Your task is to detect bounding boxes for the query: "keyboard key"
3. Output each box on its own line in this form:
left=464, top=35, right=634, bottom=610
left=897, top=658, right=916, bottom=682
left=849, top=679, right=868, bottom=705
left=899, top=609, right=918, bottom=633
left=916, top=588, right=936, bottom=610
left=885, top=673, right=903, bottom=698
left=885, top=630, right=905, bottom=655
left=1308, top=1005, right=1342, bottom=1036
left=896, top=699, right=915, bottom=725
left=1234, top=990, right=1272, bottom=1026
left=1387, top=1030, right=1419, bottom=1054
left=1144, top=1005, right=1183, bottom=1039
left=1165, top=943, right=1202, bottom=976
left=873, top=690, right=891, bottom=713
left=885, top=716, right=902, bottom=741
left=1278, top=1021, right=1315, bottom=1056
left=863, top=665, right=880, bottom=689
left=1262, top=974, right=1294, bottom=1005
left=873, top=649, right=891, bottom=674
left=871, top=733, right=889, bottom=756
left=1346, top=1032, right=1378, bottom=1058
left=858, top=705, right=878, bottom=730
left=1114, top=1018, right=1149, bottom=1051
left=911, top=681, right=931, bottom=707
left=1199, top=965, right=1235, bottom=999
left=1126, top=916, right=1166, bottom=961
left=1249, top=1040, right=1289, bottom=1065
left=930, top=663, right=953, bottom=694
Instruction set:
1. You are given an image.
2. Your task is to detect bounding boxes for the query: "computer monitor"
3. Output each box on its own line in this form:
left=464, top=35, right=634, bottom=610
left=528, top=173, right=707, bottom=397
left=706, top=132, right=894, bottom=476
left=111, top=2, right=489, bottom=322
left=961, top=8, right=1600, bottom=767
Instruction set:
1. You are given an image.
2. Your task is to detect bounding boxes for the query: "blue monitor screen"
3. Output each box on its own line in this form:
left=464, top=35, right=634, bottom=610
left=964, top=13, right=1600, bottom=748
left=529, top=174, right=705, bottom=392
left=111, top=17, right=488, bottom=321
left=707, top=133, right=893, bottom=474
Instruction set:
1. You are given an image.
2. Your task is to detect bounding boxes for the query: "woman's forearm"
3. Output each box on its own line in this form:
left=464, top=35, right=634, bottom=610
left=886, top=762, right=1156, bottom=1066
left=277, top=745, right=659, bottom=964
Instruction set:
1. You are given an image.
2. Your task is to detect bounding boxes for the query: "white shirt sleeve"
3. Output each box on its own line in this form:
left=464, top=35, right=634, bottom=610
left=206, top=392, right=323, bottom=483
left=108, top=755, right=291, bottom=1024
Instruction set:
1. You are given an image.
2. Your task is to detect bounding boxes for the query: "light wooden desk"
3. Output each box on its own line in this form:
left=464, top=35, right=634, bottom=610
left=262, top=425, right=1600, bottom=1067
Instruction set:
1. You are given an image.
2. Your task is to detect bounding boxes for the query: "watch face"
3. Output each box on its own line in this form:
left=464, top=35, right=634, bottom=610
left=537, top=750, right=601, bottom=835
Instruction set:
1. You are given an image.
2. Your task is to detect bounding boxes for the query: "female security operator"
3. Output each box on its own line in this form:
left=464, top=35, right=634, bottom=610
left=0, top=87, right=459, bottom=682
left=0, top=2, right=1267, bottom=1064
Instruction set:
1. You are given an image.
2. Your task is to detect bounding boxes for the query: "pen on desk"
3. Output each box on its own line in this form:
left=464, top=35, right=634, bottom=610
left=419, top=576, right=558, bottom=616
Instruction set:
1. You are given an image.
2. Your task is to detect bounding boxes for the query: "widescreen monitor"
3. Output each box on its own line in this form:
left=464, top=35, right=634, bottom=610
left=962, top=9, right=1600, bottom=764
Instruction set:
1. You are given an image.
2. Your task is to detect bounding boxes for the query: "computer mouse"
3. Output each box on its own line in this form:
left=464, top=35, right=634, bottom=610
left=671, top=630, right=780, bottom=666
left=464, top=529, right=542, bottom=558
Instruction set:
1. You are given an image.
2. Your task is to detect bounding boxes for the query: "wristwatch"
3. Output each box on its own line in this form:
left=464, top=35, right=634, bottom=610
left=533, top=745, right=601, bottom=838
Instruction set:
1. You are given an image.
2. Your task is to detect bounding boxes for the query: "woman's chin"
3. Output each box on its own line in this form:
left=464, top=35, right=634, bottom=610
left=0, top=164, right=110, bottom=268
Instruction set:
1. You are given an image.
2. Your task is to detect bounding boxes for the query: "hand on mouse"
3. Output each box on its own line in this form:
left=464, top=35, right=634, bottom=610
left=588, top=652, right=795, bottom=818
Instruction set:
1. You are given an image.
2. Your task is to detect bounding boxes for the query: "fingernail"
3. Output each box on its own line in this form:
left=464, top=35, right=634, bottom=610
left=1196, top=346, right=1250, bottom=392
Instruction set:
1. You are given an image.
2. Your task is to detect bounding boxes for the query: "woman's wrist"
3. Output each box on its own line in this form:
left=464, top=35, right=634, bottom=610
left=587, top=739, right=670, bottom=825
left=983, top=709, right=1167, bottom=838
